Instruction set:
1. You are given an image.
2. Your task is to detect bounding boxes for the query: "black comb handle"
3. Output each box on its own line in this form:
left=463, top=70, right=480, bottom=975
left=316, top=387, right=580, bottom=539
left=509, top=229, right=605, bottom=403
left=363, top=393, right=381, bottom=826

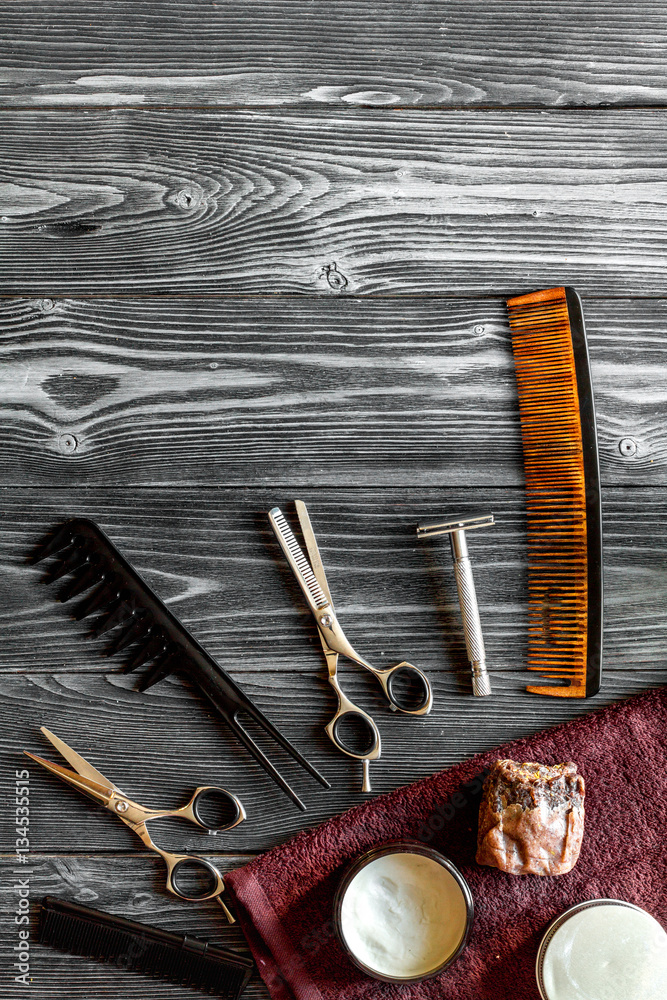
left=34, top=518, right=329, bottom=809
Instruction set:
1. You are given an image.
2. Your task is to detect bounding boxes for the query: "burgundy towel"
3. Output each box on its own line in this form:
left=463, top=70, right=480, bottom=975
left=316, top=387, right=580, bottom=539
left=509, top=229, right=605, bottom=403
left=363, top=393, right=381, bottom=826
left=226, top=689, right=667, bottom=1000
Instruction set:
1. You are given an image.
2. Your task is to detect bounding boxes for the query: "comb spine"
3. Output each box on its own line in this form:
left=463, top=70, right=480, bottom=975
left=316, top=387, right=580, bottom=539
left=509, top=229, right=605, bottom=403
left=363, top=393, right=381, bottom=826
left=564, top=287, right=603, bottom=697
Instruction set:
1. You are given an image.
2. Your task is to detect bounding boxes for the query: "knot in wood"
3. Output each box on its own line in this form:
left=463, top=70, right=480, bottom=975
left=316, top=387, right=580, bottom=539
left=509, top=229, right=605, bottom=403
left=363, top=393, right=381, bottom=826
left=57, top=433, right=78, bottom=455
left=619, top=437, right=637, bottom=457
left=170, top=185, right=202, bottom=211
left=319, top=262, right=348, bottom=291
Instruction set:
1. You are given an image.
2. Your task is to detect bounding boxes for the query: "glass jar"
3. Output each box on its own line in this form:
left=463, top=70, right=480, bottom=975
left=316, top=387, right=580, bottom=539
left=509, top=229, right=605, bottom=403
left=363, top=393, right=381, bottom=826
left=333, top=839, right=474, bottom=984
left=536, top=898, right=667, bottom=1000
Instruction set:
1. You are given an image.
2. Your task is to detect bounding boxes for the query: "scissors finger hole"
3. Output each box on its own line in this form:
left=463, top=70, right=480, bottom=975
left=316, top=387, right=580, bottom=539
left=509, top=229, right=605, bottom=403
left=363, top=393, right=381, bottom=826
left=387, top=665, right=431, bottom=712
left=171, top=858, right=220, bottom=900
left=332, top=712, right=378, bottom=757
left=193, top=788, right=241, bottom=832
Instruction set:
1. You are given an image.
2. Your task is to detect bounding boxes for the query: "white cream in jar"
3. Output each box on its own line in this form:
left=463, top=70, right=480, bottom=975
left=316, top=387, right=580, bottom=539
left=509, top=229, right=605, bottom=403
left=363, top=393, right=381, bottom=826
left=338, top=849, right=470, bottom=981
left=538, top=900, right=667, bottom=1000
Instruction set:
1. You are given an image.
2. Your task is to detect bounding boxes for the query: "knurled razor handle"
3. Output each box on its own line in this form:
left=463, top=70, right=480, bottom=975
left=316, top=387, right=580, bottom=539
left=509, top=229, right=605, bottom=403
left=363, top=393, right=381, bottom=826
left=452, top=539, right=492, bottom=697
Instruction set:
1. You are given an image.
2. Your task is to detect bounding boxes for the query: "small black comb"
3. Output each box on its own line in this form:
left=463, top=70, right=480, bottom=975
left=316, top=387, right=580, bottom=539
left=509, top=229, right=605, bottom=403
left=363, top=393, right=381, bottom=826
left=39, top=896, right=253, bottom=997
left=33, top=518, right=330, bottom=810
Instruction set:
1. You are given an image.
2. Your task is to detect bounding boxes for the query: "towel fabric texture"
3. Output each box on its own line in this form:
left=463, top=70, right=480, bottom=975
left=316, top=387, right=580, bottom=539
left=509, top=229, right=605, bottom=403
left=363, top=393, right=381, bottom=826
left=226, top=688, right=667, bottom=1000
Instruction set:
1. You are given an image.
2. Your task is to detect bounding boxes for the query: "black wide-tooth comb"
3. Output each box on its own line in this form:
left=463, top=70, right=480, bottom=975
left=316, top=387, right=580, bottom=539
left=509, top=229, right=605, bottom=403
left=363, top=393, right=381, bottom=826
left=33, top=518, right=330, bottom=810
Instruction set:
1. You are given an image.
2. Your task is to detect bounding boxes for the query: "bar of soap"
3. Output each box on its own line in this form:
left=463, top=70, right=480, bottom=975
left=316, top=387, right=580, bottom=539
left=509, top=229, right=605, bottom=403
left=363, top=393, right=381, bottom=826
left=476, top=759, right=585, bottom=876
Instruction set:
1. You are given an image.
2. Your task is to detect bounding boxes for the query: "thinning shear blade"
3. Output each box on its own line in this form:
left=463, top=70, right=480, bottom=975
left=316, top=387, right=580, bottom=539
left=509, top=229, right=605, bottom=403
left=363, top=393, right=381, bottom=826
left=269, top=503, right=433, bottom=716
left=296, top=502, right=379, bottom=793
left=269, top=507, right=329, bottom=613
left=269, top=502, right=434, bottom=790
left=294, top=500, right=334, bottom=608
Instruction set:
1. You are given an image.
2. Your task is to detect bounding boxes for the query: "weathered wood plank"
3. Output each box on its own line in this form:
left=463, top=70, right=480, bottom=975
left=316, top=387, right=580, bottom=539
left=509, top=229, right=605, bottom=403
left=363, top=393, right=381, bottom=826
left=3, top=486, right=531, bottom=675
left=2, top=2, right=667, bottom=109
left=2, top=110, right=667, bottom=295
left=1, top=297, right=665, bottom=486
left=0, top=855, right=265, bottom=998
left=1, top=487, right=666, bottom=674
left=2, top=667, right=664, bottom=854
left=2, top=8, right=664, bottom=999
left=0, top=487, right=664, bottom=851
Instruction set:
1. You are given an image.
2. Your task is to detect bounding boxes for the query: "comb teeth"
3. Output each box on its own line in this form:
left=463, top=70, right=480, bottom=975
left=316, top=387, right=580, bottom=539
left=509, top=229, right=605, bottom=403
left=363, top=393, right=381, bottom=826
left=104, top=612, right=152, bottom=656
left=45, top=546, right=88, bottom=583
left=37, top=524, right=175, bottom=676
left=507, top=287, right=603, bottom=699
left=123, top=632, right=169, bottom=673
left=39, top=897, right=253, bottom=997
left=35, top=517, right=330, bottom=805
left=137, top=650, right=180, bottom=692
left=72, top=579, right=116, bottom=620
left=31, top=524, right=78, bottom=562
left=58, top=561, right=100, bottom=603
left=90, top=596, right=131, bottom=637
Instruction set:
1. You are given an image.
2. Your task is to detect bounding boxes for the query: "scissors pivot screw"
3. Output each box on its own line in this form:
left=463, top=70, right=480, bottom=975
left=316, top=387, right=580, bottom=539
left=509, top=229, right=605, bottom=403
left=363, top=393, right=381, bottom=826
left=270, top=501, right=434, bottom=793
left=25, top=727, right=247, bottom=922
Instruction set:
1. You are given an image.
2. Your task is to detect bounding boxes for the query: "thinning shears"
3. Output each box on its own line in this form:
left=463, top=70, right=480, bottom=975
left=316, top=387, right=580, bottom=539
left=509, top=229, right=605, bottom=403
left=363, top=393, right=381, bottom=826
left=25, top=727, right=245, bottom=923
left=269, top=501, right=433, bottom=791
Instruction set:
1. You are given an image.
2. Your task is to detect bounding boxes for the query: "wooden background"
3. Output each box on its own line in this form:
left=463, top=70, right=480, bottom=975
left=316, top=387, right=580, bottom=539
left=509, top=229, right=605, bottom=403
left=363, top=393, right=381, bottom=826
left=1, top=3, right=666, bottom=997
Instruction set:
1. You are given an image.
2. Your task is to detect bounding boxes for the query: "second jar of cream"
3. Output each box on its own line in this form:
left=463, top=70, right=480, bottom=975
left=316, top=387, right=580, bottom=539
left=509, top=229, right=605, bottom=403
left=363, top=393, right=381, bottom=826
left=537, top=898, right=667, bottom=1000
left=334, top=841, right=473, bottom=983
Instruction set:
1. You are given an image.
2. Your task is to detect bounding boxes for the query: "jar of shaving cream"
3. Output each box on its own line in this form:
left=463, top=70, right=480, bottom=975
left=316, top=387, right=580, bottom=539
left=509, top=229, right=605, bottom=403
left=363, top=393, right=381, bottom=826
left=537, top=898, right=667, bottom=1000
left=333, top=840, right=473, bottom=983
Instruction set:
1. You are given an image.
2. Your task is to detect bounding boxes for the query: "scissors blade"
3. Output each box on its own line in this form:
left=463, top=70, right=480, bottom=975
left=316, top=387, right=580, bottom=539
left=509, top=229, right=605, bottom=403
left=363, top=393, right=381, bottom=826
left=24, top=751, right=114, bottom=807
left=268, top=506, right=329, bottom=613
left=294, top=500, right=334, bottom=610
left=39, top=726, right=118, bottom=789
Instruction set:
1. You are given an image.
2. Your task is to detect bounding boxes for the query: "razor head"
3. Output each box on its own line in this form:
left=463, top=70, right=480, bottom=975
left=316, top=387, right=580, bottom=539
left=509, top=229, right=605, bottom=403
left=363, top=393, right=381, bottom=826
left=416, top=514, right=494, bottom=539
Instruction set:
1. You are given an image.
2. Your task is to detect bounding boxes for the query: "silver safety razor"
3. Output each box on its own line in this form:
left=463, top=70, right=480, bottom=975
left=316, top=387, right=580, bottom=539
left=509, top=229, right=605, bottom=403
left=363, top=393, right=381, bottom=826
left=417, top=514, right=494, bottom=697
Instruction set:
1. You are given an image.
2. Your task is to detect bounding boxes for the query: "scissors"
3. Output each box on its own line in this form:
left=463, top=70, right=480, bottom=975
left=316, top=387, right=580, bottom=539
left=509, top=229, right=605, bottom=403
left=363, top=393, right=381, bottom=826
left=25, top=727, right=245, bottom=923
left=269, top=501, right=433, bottom=792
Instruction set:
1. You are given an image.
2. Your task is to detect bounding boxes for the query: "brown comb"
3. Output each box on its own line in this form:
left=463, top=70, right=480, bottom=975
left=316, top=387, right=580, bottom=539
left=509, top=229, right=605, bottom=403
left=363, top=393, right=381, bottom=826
left=506, top=287, right=602, bottom=698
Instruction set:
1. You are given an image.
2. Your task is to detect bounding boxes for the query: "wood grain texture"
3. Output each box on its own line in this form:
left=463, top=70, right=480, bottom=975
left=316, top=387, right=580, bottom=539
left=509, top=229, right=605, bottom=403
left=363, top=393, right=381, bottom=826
left=2, top=110, right=667, bottom=295
left=0, top=487, right=665, bottom=852
left=1, top=297, right=665, bottom=486
left=2, top=2, right=667, bottom=109
left=1, top=487, right=666, bottom=676
left=0, top=855, right=263, bottom=998
left=2, top=487, right=532, bottom=677
left=2, top=7, right=665, bottom=999
left=2, top=667, right=665, bottom=854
